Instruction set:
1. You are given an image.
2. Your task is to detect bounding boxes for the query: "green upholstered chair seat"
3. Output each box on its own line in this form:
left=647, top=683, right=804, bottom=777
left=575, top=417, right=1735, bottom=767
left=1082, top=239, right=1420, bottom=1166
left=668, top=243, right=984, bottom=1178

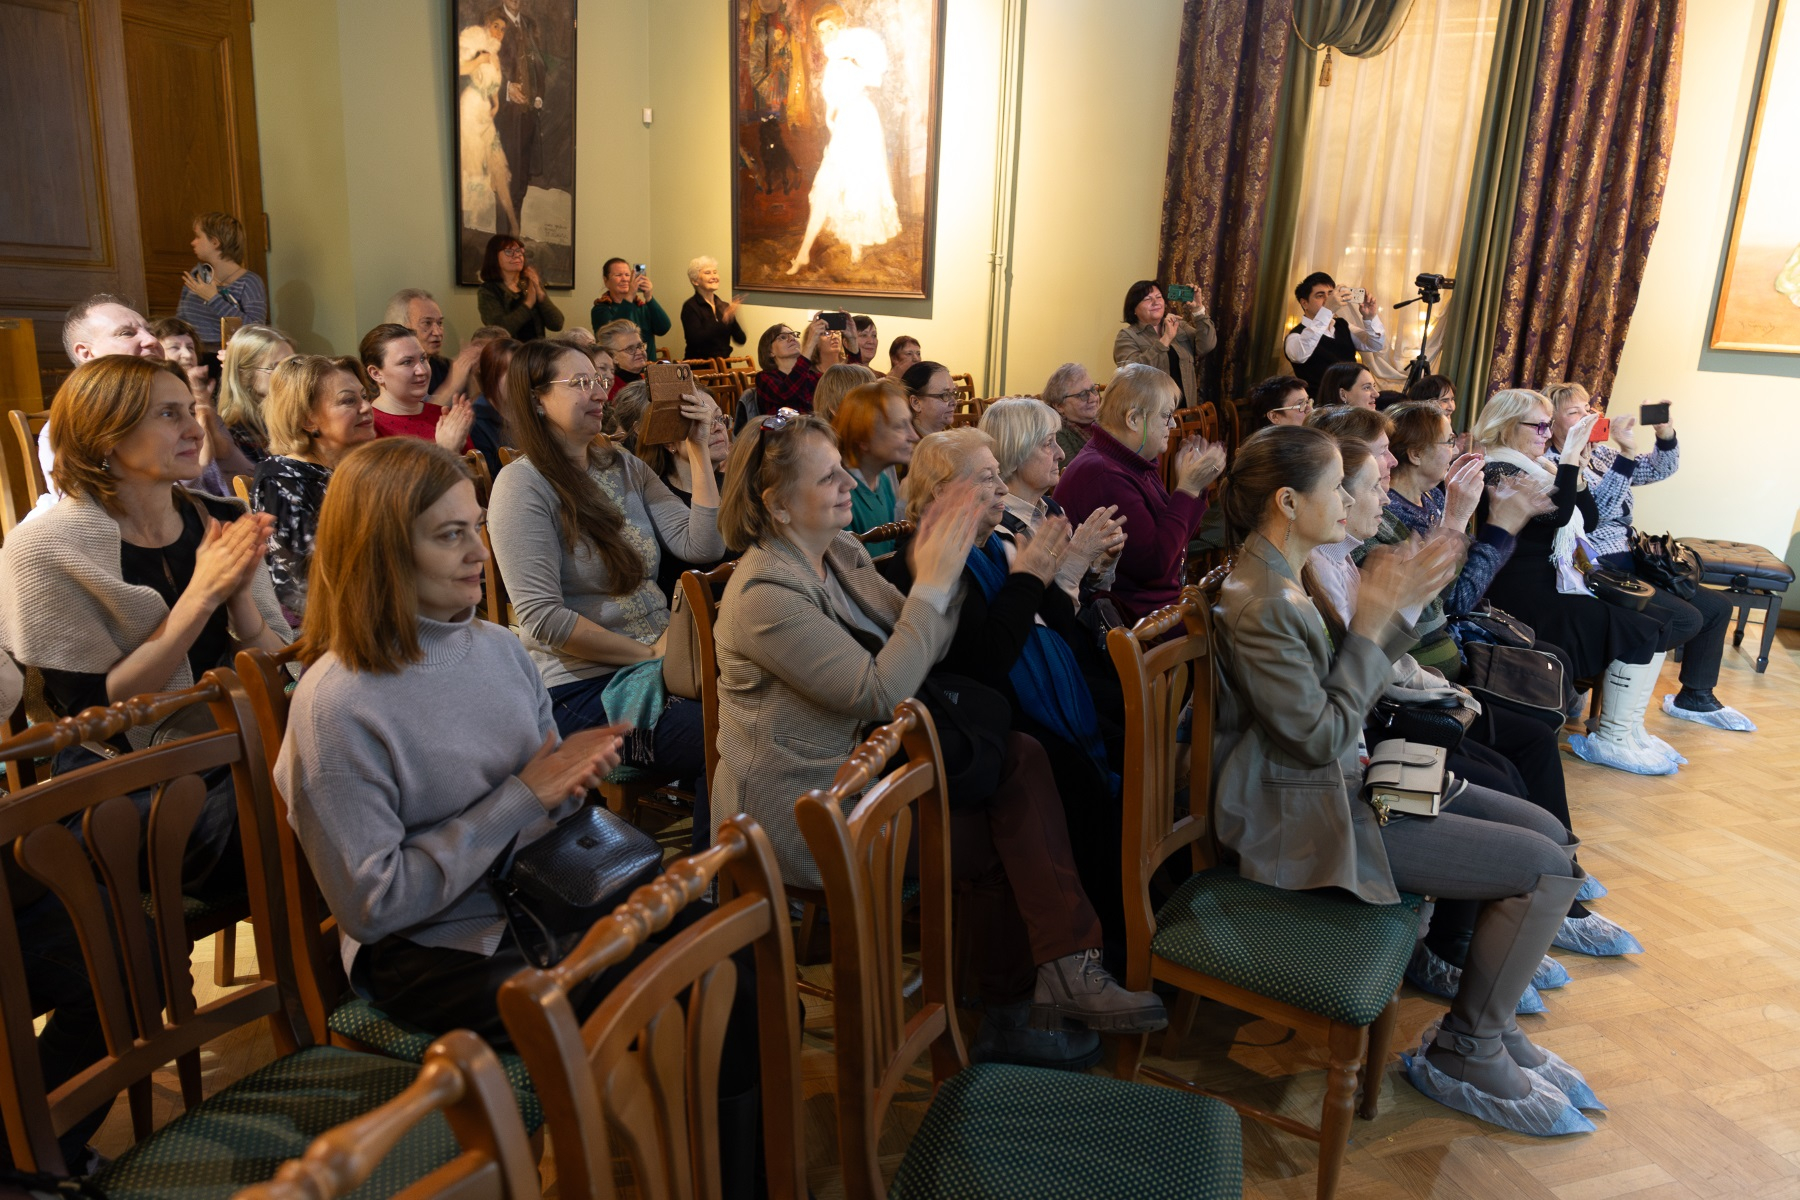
left=327, top=997, right=542, bottom=1130
left=889, top=1063, right=1241, bottom=1200
left=1151, top=867, right=1420, bottom=1027
left=92, top=1046, right=457, bottom=1200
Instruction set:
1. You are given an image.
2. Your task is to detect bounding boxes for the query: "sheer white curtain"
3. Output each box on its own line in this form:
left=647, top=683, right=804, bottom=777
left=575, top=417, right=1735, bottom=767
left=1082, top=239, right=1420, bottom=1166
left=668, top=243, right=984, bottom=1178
left=1289, top=0, right=1498, bottom=386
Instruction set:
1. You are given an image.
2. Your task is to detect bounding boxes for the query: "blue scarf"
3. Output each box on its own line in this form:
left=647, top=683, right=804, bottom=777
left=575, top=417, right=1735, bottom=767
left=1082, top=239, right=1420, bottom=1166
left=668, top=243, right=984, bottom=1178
left=964, top=534, right=1117, bottom=793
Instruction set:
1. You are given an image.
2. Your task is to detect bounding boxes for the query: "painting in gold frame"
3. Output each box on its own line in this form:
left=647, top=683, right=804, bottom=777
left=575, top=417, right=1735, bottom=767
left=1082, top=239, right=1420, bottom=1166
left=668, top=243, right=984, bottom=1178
left=1712, top=0, right=1800, bottom=353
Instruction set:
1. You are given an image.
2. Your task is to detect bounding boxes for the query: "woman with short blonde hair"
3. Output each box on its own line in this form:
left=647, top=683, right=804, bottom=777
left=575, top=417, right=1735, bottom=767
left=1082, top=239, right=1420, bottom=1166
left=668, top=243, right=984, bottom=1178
left=253, top=355, right=377, bottom=617
left=203, top=323, right=292, bottom=482
left=680, top=255, right=746, bottom=363
left=810, top=362, right=877, bottom=426
left=901, top=426, right=993, bottom=521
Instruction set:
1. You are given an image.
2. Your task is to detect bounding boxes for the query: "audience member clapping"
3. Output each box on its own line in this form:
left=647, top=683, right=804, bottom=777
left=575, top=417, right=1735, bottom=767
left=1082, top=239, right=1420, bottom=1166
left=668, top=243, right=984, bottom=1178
left=178, top=210, right=268, bottom=336
left=887, top=335, right=922, bottom=379
left=205, top=324, right=294, bottom=481
left=363, top=323, right=475, bottom=453
left=833, top=378, right=917, bottom=555
left=709, top=412, right=1165, bottom=1067
left=477, top=234, right=564, bottom=341
left=151, top=317, right=216, bottom=407
left=1054, top=363, right=1223, bottom=620
left=679, top=255, right=746, bottom=361
left=252, top=354, right=376, bottom=618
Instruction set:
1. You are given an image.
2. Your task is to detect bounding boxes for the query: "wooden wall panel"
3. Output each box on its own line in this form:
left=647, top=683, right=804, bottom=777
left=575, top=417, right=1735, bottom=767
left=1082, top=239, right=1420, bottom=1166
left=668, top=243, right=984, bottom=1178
left=0, top=0, right=145, bottom=388
left=122, top=0, right=264, bottom=318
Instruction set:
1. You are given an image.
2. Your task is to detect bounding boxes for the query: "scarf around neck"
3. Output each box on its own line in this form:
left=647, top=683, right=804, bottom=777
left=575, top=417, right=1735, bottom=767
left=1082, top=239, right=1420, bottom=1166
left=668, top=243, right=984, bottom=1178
left=1485, top=446, right=1593, bottom=596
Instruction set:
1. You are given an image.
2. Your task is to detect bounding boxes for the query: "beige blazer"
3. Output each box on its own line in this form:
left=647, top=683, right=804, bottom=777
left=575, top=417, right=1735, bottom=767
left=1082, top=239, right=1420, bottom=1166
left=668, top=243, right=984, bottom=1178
left=1112, top=315, right=1218, bottom=407
left=712, top=531, right=956, bottom=888
left=1208, top=532, right=1414, bottom=904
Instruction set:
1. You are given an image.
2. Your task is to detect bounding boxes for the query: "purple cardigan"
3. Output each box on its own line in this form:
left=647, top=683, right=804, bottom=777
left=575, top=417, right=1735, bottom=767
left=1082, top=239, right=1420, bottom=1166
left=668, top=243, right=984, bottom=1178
left=1052, top=423, right=1206, bottom=619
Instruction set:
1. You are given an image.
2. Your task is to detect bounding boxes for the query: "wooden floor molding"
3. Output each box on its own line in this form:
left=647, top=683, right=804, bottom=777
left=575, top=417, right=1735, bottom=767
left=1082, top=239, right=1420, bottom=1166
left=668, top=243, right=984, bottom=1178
left=92, top=625, right=1800, bottom=1199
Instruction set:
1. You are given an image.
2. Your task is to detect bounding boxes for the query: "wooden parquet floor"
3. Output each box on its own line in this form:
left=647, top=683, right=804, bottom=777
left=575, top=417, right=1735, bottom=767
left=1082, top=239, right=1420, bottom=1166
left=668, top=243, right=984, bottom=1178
left=94, top=625, right=1800, bottom=1199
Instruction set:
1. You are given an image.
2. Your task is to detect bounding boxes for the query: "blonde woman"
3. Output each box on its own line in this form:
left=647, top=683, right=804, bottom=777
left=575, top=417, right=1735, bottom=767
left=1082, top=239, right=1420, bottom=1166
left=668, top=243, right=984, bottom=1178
left=206, top=324, right=293, bottom=481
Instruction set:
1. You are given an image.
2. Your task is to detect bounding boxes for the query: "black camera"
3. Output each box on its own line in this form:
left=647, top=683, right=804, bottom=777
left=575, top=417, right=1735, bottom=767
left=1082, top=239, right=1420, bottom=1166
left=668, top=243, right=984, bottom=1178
left=1415, top=272, right=1455, bottom=302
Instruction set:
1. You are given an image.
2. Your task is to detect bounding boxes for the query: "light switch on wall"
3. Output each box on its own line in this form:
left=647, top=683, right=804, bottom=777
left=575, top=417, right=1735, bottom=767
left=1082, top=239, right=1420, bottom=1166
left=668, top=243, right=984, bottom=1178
left=642, top=107, right=653, bottom=125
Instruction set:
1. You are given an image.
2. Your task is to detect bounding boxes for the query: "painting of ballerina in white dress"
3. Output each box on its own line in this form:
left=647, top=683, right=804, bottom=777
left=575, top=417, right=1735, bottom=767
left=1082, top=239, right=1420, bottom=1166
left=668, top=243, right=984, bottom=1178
left=732, top=0, right=945, bottom=298
left=1712, top=0, right=1800, bottom=353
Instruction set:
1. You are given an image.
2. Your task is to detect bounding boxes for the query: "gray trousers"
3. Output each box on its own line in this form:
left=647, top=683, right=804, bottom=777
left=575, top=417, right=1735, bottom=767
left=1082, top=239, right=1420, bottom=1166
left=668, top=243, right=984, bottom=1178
left=1380, top=782, right=1577, bottom=901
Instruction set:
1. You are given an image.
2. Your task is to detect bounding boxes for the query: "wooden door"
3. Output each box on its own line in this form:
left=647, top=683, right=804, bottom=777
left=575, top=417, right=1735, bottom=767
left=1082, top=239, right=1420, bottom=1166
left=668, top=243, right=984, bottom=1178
left=120, top=0, right=264, bottom=319
left=0, top=0, right=146, bottom=392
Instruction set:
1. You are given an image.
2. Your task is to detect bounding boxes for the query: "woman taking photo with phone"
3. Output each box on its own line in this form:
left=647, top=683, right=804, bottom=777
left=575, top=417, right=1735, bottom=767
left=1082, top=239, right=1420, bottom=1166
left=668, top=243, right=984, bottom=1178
left=1112, top=279, right=1217, bottom=407
left=1210, top=424, right=1601, bottom=1136
left=1545, top=385, right=1751, bottom=735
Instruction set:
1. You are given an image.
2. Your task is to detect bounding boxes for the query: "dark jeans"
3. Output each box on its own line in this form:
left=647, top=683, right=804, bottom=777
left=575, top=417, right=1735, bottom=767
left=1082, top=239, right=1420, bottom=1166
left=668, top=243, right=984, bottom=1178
left=548, top=679, right=709, bottom=853
left=1599, top=552, right=1731, bottom=688
left=929, top=732, right=1104, bottom=1005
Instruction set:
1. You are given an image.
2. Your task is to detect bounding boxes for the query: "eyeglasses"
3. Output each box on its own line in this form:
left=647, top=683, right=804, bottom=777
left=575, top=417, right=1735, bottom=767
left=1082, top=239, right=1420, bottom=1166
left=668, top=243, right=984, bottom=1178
left=616, top=341, right=646, bottom=356
left=1272, top=401, right=1313, bottom=415
left=1522, top=421, right=1553, bottom=435
left=499, top=246, right=526, bottom=258
left=1063, top=386, right=1100, bottom=403
left=774, top=329, right=800, bottom=342
left=915, top=388, right=956, bottom=401
left=547, top=374, right=606, bottom=391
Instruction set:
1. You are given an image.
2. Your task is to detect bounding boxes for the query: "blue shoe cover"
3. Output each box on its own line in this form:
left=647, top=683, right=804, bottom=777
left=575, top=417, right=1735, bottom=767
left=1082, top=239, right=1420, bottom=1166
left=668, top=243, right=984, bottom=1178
left=1636, top=727, right=1688, bottom=765
left=1533, top=955, right=1572, bottom=990
left=1522, top=1043, right=1606, bottom=1112
left=1553, top=912, right=1643, bottom=956
left=1568, top=732, right=1677, bottom=776
left=1663, top=694, right=1756, bottom=732
left=1404, top=944, right=1459, bottom=1000
left=1575, top=874, right=1608, bottom=902
left=1402, top=1034, right=1594, bottom=1136
left=1408, top=946, right=1547, bottom=1013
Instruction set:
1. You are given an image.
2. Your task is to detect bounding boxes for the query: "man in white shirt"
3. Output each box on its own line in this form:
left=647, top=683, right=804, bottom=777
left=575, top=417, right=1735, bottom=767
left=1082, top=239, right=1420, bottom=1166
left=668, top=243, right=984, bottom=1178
left=1284, top=271, right=1383, bottom=395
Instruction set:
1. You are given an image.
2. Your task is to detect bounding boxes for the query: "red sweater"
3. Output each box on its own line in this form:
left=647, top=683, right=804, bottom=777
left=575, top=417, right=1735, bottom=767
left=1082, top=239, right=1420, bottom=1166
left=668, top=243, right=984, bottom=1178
left=373, top=404, right=472, bottom=452
left=1052, top=423, right=1206, bottom=620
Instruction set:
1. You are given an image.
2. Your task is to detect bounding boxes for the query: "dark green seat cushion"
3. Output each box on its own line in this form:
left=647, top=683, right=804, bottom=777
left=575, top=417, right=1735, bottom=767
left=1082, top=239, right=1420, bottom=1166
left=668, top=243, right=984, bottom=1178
left=92, top=1046, right=458, bottom=1200
left=890, top=1063, right=1241, bottom=1200
left=328, top=998, right=542, bottom=1130
left=1151, top=867, right=1420, bottom=1027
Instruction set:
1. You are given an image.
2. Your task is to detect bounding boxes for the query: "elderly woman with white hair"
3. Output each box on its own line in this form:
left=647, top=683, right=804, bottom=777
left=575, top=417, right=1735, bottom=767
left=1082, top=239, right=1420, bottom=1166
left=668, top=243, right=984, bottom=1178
left=980, top=397, right=1124, bottom=586
left=679, top=255, right=747, bottom=362
left=1042, top=363, right=1102, bottom=463
left=878, top=426, right=1133, bottom=953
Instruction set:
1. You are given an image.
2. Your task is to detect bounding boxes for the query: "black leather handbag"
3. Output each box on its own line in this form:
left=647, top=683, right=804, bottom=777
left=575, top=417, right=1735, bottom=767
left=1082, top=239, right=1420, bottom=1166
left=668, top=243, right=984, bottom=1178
left=1369, top=695, right=1477, bottom=752
left=1631, top=532, right=1701, bottom=600
left=916, top=672, right=1013, bottom=811
left=488, top=804, right=665, bottom=969
left=1460, top=643, right=1568, bottom=730
left=1588, top=568, right=1655, bottom=611
left=1448, top=605, right=1535, bottom=649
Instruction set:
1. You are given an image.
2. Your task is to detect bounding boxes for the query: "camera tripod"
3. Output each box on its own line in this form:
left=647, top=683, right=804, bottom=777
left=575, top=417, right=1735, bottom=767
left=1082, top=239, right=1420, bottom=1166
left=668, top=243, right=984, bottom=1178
left=1392, top=285, right=1443, bottom=392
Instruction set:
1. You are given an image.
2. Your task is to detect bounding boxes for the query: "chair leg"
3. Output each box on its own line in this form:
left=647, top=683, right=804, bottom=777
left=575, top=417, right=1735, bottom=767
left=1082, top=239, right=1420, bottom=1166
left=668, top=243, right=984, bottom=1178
left=212, top=922, right=237, bottom=988
left=795, top=901, right=822, bottom=966
left=1161, top=990, right=1200, bottom=1058
left=1733, top=595, right=1751, bottom=646
left=1757, top=595, right=1780, bottom=673
left=176, top=1049, right=204, bottom=1109
left=1113, top=1031, right=1148, bottom=1081
left=1358, top=998, right=1399, bottom=1119
left=1315, top=1022, right=1366, bottom=1200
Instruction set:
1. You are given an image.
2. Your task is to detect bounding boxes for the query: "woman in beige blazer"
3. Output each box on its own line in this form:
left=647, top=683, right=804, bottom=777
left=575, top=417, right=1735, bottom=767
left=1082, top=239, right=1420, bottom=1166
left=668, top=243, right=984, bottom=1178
left=711, top=411, right=1166, bottom=1069
left=1209, top=425, right=1601, bottom=1138
left=1112, top=279, right=1218, bottom=407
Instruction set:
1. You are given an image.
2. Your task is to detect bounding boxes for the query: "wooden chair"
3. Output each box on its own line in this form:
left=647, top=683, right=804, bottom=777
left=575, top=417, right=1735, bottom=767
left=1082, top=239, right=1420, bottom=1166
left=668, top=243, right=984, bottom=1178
left=653, top=346, right=673, bottom=363
left=476, top=526, right=513, bottom=628
left=950, top=371, right=975, bottom=402
left=233, top=646, right=548, bottom=1137
left=461, top=449, right=493, bottom=507
left=232, top=1030, right=538, bottom=1200
left=795, top=700, right=1243, bottom=1200
left=695, top=369, right=744, bottom=411
left=1161, top=406, right=1216, bottom=491
left=1108, top=584, right=1418, bottom=1200
left=0, top=674, right=483, bottom=1194
left=720, top=355, right=755, bottom=375
left=497, top=816, right=807, bottom=1200
left=854, top=520, right=913, bottom=549
left=232, top=475, right=254, bottom=505
left=497, top=446, right=520, bottom=467
left=2, top=408, right=50, bottom=531
left=681, top=357, right=723, bottom=372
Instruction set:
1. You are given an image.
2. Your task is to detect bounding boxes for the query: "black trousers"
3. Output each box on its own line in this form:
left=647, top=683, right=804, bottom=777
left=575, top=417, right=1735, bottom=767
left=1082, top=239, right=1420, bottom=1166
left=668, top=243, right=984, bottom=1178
left=1598, top=553, right=1732, bottom=689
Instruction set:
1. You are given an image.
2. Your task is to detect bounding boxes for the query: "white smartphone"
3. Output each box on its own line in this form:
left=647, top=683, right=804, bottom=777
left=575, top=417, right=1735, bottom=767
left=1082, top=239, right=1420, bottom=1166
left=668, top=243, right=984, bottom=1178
left=1352, top=287, right=1367, bottom=306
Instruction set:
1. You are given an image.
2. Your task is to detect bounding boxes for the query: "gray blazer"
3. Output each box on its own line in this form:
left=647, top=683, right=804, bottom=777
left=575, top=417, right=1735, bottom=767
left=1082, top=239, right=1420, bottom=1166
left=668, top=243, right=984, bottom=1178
left=1208, top=532, right=1415, bottom=904
left=712, top=531, right=956, bottom=887
left=1113, top=315, right=1218, bottom=407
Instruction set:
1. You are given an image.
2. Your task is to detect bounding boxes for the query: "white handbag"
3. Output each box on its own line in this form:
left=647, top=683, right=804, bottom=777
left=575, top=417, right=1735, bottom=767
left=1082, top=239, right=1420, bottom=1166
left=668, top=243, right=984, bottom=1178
left=1363, top=739, right=1466, bottom=823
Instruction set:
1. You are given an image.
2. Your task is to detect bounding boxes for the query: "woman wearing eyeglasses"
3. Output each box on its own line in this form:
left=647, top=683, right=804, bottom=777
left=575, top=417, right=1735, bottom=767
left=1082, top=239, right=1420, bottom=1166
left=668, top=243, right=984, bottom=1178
left=1248, top=374, right=1314, bottom=430
left=750, top=320, right=833, bottom=417
left=1473, top=390, right=1670, bottom=775
left=1052, top=364, right=1224, bottom=621
left=1043, top=362, right=1101, bottom=462
left=488, top=341, right=723, bottom=842
left=901, top=360, right=956, bottom=438
left=475, top=234, right=564, bottom=342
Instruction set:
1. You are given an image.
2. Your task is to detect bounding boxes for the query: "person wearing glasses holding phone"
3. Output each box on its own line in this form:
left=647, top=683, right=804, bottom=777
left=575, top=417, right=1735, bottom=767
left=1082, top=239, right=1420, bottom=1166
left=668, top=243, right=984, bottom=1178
left=751, top=319, right=838, bottom=416
left=1112, top=279, right=1217, bottom=407
left=476, top=234, right=564, bottom=342
left=590, top=257, right=672, bottom=360
left=1473, top=391, right=1671, bottom=777
left=1042, top=363, right=1102, bottom=461
left=1544, top=384, right=1751, bottom=735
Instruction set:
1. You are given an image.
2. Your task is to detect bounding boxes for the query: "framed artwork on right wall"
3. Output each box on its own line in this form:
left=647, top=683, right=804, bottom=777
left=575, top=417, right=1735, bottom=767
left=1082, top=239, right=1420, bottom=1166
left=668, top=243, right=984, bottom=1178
left=1712, top=0, right=1800, bottom=353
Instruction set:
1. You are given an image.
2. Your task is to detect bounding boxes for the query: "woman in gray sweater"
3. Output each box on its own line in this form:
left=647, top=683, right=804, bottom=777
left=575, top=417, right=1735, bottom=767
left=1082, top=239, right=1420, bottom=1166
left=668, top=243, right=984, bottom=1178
left=487, top=341, right=724, bottom=805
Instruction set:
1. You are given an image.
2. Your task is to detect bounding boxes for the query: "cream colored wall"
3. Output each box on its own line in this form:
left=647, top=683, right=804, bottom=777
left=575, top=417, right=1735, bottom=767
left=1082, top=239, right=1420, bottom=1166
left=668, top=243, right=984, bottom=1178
left=1612, top=0, right=1800, bottom=578
left=646, top=0, right=1179, bottom=393
left=254, top=0, right=654, bottom=354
